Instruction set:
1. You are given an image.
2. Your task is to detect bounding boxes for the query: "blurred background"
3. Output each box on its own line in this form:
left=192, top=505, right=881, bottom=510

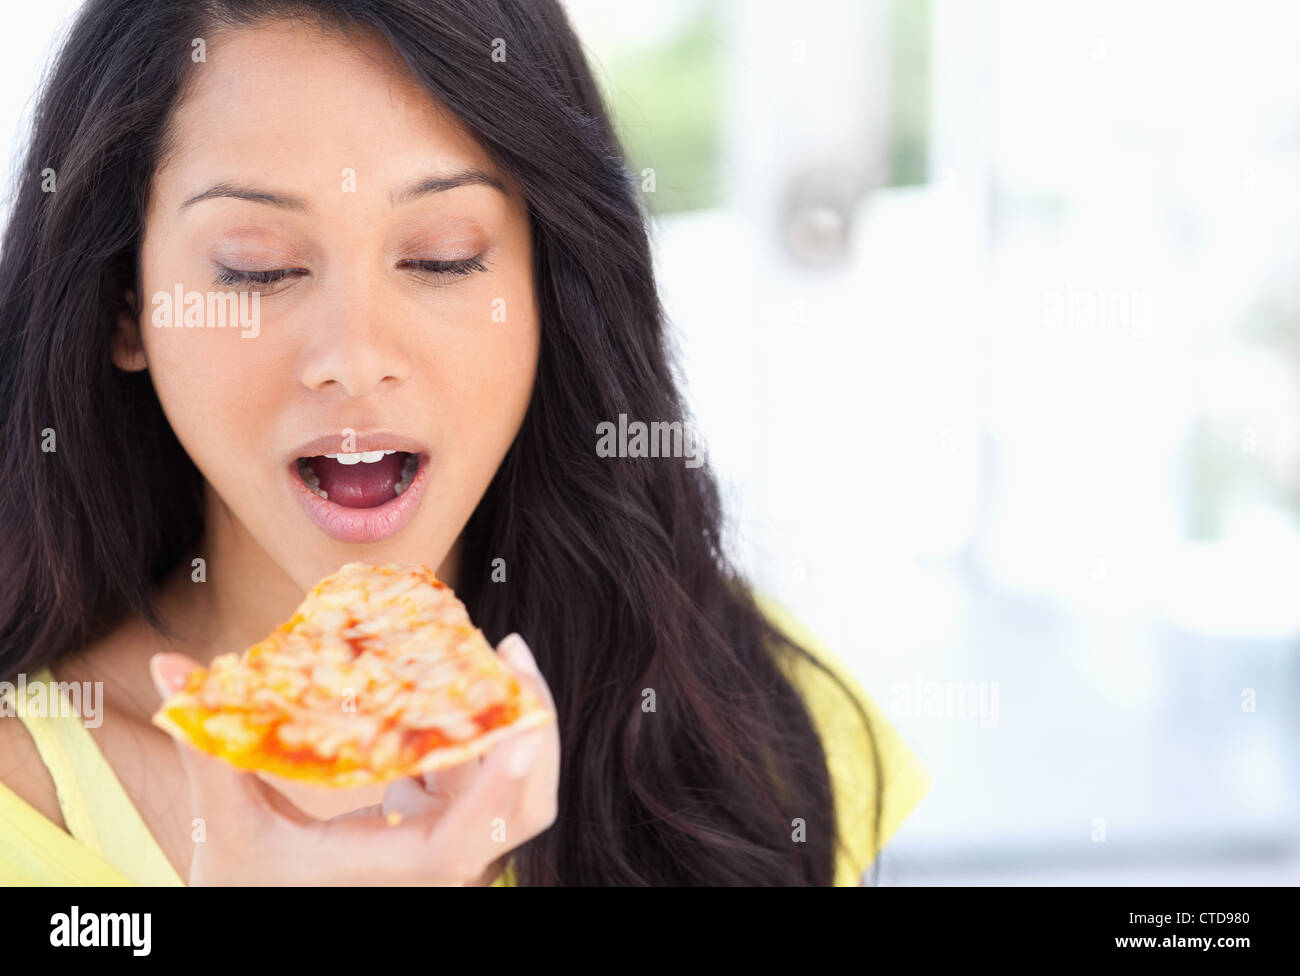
left=4, top=0, right=1298, bottom=883
left=558, top=0, right=1300, bottom=884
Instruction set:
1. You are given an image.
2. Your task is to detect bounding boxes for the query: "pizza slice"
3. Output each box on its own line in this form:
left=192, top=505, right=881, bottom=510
left=151, top=562, right=553, bottom=788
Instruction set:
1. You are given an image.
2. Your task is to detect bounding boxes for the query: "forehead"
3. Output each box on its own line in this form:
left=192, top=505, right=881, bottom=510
left=154, top=20, right=501, bottom=199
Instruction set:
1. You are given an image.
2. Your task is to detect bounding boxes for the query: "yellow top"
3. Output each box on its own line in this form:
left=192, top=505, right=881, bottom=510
left=0, top=599, right=930, bottom=886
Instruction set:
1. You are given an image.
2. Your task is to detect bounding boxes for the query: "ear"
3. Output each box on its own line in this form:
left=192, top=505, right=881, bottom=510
left=111, top=289, right=148, bottom=372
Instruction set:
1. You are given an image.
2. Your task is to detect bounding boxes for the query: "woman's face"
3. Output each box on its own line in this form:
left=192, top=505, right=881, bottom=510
left=117, top=23, right=539, bottom=592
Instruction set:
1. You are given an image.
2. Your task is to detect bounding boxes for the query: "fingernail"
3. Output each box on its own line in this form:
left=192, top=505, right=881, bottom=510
left=500, top=633, right=539, bottom=677
left=149, top=654, right=185, bottom=697
left=507, top=732, right=541, bottom=777
left=148, top=654, right=169, bottom=696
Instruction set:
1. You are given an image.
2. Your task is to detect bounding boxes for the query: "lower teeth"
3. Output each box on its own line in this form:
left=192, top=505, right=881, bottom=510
left=297, top=458, right=328, bottom=499
left=394, top=454, right=418, bottom=495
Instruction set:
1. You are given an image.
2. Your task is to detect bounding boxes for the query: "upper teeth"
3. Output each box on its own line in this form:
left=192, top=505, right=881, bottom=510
left=324, top=450, right=396, bottom=465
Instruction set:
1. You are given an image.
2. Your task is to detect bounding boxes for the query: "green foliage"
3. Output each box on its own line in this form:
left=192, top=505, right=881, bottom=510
left=887, top=0, right=930, bottom=187
left=602, top=5, right=722, bottom=215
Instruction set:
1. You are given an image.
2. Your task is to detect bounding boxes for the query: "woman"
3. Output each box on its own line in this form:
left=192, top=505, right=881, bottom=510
left=0, top=0, right=929, bottom=885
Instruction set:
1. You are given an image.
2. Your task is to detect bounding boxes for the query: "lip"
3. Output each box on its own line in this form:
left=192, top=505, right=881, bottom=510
left=287, top=431, right=431, bottom=463
left=287, top=431, right=431, bottom=544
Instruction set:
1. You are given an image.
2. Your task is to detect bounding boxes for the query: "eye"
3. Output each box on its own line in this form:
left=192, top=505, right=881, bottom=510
left=398, top=256, right=488, bottom=281
left=214, top=265, right=306, bottom=290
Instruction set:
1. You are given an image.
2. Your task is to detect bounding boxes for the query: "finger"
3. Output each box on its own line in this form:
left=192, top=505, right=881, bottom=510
left=327, top=775, right=451, bottom=826
left=334, top=647, right=554, bottom=882
left=306, top=811, right=472, bottom=884
left=496, top=633, right=556, bottom=715
left=381, top=752, right=488, bottom=826
left=383, top=776, right=454, bottom=821
left=421, top=724, right=552, bottom=875
left=494, top=634, right=561, bottom=819
left=310, top=721, right=551, bottom=883
left=392, top=633, right=550, bottom=831
left=326, top=781, right=446, bottom=827
left=420, top=754, right=480, bottom=799
left=500, top=716, right=560, bottom=842
left=148, top=650, right=197, bottom=699
left=327, top=803, right=383, bottom=824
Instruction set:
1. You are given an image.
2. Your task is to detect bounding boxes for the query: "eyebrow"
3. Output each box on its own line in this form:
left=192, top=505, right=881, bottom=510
left=391, top=170, right=508, bottom=205
left=180, top=183, right=309, bottom=212
left=179, top=169, right=507, bottom=212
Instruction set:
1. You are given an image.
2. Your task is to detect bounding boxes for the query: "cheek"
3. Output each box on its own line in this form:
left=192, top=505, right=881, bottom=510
left=140, top=315, right=279, bottom=466
left=426, top=273, right=539, bottom=475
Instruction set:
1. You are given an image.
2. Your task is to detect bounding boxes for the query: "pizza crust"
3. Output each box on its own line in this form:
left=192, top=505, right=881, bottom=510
left=258, top=706, right=554, bottom=789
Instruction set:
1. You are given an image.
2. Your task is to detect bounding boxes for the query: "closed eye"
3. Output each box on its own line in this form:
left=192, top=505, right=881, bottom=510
left=214, top=266, right=304, bottom=287
left=398, top=256, right=488, bottom=279
left=211, top=255, right=488, bottom=290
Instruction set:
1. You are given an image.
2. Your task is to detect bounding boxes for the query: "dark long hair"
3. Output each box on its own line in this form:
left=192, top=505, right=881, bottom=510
left=0, top=0, right=882, bottom=884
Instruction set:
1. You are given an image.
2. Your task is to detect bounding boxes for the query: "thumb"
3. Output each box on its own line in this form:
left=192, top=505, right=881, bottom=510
left=148, top=652, right=305, bottom=824
left=149, top=650, right=198, bottom=700
left=148, top=651, right=254, bottom=795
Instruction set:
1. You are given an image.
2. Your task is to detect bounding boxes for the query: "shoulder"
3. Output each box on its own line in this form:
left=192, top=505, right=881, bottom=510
left=0, top=615, right=154, bottom=835
left=755, top=593, right=932, bottom=885
left=0, top=674, right=67, bottom=832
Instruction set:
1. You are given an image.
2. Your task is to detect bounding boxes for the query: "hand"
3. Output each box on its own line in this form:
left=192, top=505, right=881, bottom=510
left=148, top=633, right=559, bottom=885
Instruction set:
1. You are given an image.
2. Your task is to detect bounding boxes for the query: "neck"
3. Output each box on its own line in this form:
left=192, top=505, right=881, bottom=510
left=153, top=490, right=303, bottom=668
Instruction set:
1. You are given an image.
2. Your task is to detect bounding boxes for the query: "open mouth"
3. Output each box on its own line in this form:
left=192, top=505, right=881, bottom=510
left=287, top=435, right=431, bottom=544
left=295, top=450, right=419, bottom=508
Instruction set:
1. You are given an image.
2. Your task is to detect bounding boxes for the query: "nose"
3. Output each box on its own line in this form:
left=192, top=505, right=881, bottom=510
left=297, top=270, right=412, bottom=397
